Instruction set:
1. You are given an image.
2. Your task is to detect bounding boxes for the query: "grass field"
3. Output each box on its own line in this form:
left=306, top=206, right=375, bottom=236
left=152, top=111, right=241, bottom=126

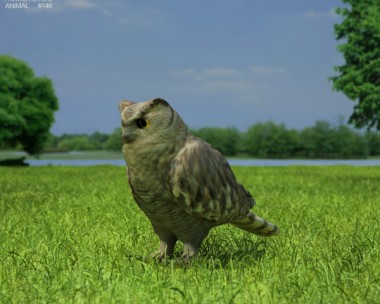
left=0, top=166, right=379, bottom=303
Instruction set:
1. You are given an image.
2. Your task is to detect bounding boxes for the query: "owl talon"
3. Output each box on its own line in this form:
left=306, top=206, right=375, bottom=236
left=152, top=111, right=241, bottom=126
left=181, top=243, right=199, bottom=260
left=181, top=253, right=193, bottom=261
left=149, top=251, right=166, bottom=260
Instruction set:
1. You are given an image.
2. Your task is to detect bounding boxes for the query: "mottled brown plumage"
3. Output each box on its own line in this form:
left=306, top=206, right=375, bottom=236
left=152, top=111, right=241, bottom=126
left=119, top=98, right=279, bottom=259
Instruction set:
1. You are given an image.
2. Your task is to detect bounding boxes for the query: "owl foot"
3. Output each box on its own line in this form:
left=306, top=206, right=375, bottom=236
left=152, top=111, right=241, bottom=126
left=182, top=243, right=199, bottom=260
left=148, top=250, right=168, bottom=262
left=148, top=237, right=177, bottom=261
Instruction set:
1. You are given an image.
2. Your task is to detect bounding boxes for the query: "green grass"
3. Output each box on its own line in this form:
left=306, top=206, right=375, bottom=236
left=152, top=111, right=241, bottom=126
left=1, top=166, right=379, bottom=303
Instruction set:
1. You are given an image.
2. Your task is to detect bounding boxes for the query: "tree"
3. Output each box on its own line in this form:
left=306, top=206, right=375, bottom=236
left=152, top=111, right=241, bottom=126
left=192, top=127, right=240, bottom=156
left=243, top=121, right=299, bottom=158
left=299, top=120, right=368, bottom=158
left=365, top=131, right=380, bottom=155
left=0, top=55, right=59, bottom=155
left=300, top=121, right=336, bottom=158
left=89, top=131, right=109, bottom=149
left=104, top=128, right=122, bottom=151
left=331, top=0, right=380, bottom=130
left=57, top=136, right=95, bottom=151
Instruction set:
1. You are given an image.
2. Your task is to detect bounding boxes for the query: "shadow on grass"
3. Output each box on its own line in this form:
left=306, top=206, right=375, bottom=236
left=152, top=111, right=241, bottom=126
left=198, top=234, right=268, bottom=268
left=0, top=157, right=29, bottom=166
left=126, top=233, right=268, bottom=269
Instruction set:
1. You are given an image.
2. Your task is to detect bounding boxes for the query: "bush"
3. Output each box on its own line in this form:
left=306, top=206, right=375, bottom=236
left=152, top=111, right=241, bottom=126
left=243, top=121, right=299, bottom=158
left=365, top=131, right=380, bottom=156
left=192, top=127, right=240, bottom=156
left=104, top=128, right=122, bottom=151
left=300, top=121, right=369, bottom=158
left=57, top=136, right=96, bottom=151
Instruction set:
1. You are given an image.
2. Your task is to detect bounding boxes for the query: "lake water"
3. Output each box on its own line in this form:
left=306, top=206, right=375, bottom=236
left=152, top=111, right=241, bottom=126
left=26, top=158, right=380, bottom=167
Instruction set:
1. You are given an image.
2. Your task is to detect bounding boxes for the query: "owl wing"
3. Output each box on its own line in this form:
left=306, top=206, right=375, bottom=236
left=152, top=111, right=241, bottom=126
left=169, top=136, right=254, bottom=223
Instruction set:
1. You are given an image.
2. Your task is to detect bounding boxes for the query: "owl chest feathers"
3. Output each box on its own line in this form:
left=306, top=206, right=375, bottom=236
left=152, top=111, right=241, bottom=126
left=124, top=142, right=182, bottom=215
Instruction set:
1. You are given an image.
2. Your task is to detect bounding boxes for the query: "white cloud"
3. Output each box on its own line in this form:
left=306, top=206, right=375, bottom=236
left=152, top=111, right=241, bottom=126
left=202, top=67, right=241, bottom=78
left=173, top=66, right=286, bottom=80
left=50, top=0, right=99, bottom=12
left=171, top=66, right=241, bottom=81
left=100, top=5, right=164, bottom=27
left=304, top=8, right=339, bottom=19
left=171, top=68, right=197, bottom=78
left=202, top=81, right=269, bottom=92
left=63, top=0, right=98, bottom=10
left=170, top=66, right=270, bottom=95
left=250, top=66, right=286, bottom=75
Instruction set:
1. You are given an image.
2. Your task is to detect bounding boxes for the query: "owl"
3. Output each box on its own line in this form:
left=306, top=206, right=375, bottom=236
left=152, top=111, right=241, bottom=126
left=119, top=98, right=279, bottom=259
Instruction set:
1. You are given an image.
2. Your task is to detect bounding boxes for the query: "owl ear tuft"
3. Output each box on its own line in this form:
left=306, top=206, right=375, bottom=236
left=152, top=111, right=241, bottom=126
left=119, top=100, right=136, bottom=113
left=151, top=98, right=170, bottom=107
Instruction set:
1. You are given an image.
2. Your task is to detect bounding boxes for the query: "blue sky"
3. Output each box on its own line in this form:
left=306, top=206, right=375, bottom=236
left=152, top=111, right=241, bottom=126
left=0, top=0, right=352, bottom=135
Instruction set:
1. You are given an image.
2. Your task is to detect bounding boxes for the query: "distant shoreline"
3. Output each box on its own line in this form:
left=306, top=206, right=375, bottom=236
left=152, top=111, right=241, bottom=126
left=1, top=150, right=379, bottom=162
left=1, top=150, right=379, bottom=167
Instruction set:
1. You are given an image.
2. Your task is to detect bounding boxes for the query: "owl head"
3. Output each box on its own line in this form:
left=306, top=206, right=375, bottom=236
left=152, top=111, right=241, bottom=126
left=119, top=98, right=188, bottom=149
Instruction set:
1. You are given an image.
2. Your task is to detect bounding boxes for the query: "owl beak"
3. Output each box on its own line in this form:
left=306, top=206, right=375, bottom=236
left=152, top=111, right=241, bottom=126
left=122, top=133, right=136, bottom=144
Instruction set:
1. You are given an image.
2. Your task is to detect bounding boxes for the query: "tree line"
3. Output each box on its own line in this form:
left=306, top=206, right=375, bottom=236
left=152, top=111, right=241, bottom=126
left=43, top=120, right=380, bottom=159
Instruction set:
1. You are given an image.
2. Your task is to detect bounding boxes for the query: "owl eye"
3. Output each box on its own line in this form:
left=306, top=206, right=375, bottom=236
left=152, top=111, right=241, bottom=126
left=136, top=119, right=148, bottom=129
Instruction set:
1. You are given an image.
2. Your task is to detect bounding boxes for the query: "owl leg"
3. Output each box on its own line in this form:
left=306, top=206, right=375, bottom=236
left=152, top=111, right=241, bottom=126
left=150, top=229, right=178, bottom=260
left=181, top=231, right=209, bottom=260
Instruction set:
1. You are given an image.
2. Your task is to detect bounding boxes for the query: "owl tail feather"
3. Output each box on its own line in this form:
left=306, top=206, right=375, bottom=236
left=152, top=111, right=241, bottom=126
left=232, top=212, right=280, bottom=236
